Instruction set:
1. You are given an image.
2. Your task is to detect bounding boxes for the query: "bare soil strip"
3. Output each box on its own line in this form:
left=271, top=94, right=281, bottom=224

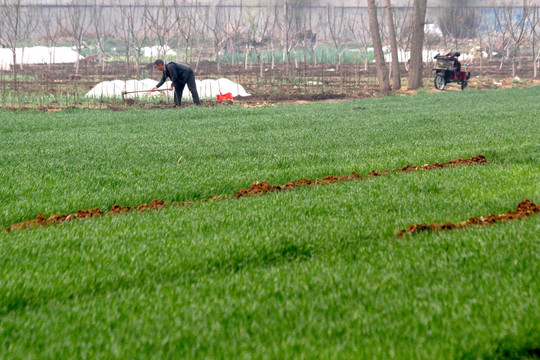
left=235, top=155, right=487, bottom=197
left=6, top=155, right=488, bottom=232
left=396, top=199, right=540, bottom=237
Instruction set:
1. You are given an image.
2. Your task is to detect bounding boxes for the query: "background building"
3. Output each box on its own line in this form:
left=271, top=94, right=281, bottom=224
left=16, top=0, right=531, bottom=7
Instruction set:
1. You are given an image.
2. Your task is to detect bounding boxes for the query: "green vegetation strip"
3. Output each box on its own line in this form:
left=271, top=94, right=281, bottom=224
left=6, top=155, right=488, bottom=232
left=1, top=86, right=539, bottom=359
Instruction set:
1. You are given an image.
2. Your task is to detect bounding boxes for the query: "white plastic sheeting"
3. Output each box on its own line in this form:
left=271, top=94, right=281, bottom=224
left=376, top=49, right=442, bottom=64
left=141, top=45, right=176, bottom=58
left=424, top=24, right=443, bottom=37
left=0, top=46, right=83, bottom=70
left=85, top=78, right=251, bottom=100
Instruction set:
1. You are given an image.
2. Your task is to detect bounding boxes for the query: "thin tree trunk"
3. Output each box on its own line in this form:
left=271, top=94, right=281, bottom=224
left=533, top=6, right=538, bottom=78
left=12, top=50, right=18, bottom=89
left=271, top=41, right=275, bottom=69
left=534, top=26, right=537, bottom=78
left=125, top=48, right=130, bottom=78
left=385, top=0, right=401, bottom=90
left=244, top=43, right=249, bottom=70
left=367, top=0, right=391, bottom=93
left=282, top=1, right=288, bottom=63
left=408, top=0, right=427, bottom=90
left=364, top=47, right=369, bottom=71
left=512, top=51, right=516, bottom=78
left=534, top=49, right=539, bottom=78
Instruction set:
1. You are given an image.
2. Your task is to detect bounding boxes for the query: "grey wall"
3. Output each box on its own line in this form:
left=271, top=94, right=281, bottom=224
left=19, top=0, right=532, bottom=7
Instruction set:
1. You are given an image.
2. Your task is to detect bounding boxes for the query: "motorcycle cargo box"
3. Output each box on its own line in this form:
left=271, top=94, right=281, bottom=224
left=434, top=56, right=453, bottom=70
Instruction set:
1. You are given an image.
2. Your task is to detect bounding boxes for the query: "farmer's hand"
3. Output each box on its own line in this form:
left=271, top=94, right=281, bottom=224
left=169, top=86, right=173, bottom=91
left=151, top=87, right=158, bottom=92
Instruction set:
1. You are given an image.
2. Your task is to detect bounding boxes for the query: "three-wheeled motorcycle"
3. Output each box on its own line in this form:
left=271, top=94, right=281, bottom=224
left=432, top=51, right=470, bottom=90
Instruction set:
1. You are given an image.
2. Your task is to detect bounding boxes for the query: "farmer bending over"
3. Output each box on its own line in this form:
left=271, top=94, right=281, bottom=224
left=151, top=59, right=201, bottom=107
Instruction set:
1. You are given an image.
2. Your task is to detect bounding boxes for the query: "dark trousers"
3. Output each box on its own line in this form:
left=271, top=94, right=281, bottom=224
left=173, top=69, right=201, bottom=106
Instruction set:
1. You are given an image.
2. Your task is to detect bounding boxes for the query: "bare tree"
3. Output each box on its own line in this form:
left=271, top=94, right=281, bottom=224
left=40, top=5, right=63, bottom=67
left=300, top=7, right=321, bottom=65
left=144, top=0, right=178, bottom=59
left=368, top=0, right=390, bottom=93
left=244, top=4, right=271, bottom=71
left=347, top=6, right=372, bottom=71
left=243, top=6, right=257, bottom=70
left=267, top=5, right=279, bottom=70
left=117, top=3, right=135, bottom=77
left=491, top=4, right=511, bottom=71
left=173, top=0, right=196, bottom=63
left=345, top=5, right=362, bottom=64
left=530, top=5, right=540, bottom=77
left=289, top=3, right=311, bottom=69
left=254, top=6, right=272, bottom=74
left=0, top=0, right=23, bottom=84
left=17, top=3, right=39, bottom=71
left=65, top=1, right=88, bottom=75
left=385, top=0, right=401, bottom=90
left=91, top=0, right=109, bottom=72
left=480, top=5, right=500, bottom=63
left=116, top=1, right=149, bottom=78
left=221, top=3, right=245, bottom=67
left=359, top=11, right=373, bottom=72
left=202, top=1, right=226, bottom=72
left=408, top=0, right=427, bottom=90
left=281, top=0, right=290, bottom=64
left=292, top=5, right=316, bottom=66
left=131, top=3, right=149, bottom=78
left=393, top=3, right=412, bottom=71
left=495, top=2, right=531, bottom=78
left=279, top=0, right=301, bottom=71
left=192, top=3, right=210, bottom=70
left=438, top=1, right=479, bottom=50
left=326, top=4, right=347, bottom=71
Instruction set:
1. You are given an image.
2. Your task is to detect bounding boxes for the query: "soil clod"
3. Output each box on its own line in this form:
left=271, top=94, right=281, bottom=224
left=108, top=200, right=165, bottom=214
left=236, top=181, right=282, bottom=197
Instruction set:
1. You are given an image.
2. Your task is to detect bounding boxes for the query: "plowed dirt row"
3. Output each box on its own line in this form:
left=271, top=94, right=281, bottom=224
left=235, top=155, right=488, bottom=197
left=6, top=155, right=488, bottom=232
left=396, top=199, right=540, bottom=237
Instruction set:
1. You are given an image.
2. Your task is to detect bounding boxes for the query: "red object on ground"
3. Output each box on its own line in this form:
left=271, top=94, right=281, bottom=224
left=217, top=92, right=234, bottom=101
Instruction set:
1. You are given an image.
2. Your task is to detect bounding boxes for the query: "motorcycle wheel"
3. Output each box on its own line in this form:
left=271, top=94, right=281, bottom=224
left=434, top=74, right=446, bottom=90
left=461, top=80, right=468, bottom=91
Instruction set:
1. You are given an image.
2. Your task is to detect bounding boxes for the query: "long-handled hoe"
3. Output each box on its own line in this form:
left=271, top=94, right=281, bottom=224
left=120, top=88, right=169, bottom=102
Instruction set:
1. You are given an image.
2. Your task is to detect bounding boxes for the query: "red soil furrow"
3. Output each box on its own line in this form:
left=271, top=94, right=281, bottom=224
left=6, top=155, right=488, bottom=232
left=235, top=155, right=487, bottom=197
left=396, top=199, right=540, bottom=237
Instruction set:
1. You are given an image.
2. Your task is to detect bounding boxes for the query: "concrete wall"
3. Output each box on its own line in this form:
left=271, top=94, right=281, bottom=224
left=19, top=0, right=531, bottom=7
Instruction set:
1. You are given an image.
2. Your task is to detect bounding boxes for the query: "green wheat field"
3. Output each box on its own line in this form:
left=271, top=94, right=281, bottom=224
left=1, top=86, right=539, bottom=359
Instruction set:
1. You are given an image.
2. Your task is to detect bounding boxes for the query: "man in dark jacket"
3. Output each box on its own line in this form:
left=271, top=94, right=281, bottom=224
left=151, top=59, right=201, bottom=106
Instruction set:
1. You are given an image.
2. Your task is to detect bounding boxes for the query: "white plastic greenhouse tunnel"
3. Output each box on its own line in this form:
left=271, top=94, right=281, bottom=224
left=85, top=78, right=251, bottom=101
left=0, top=46, right=83, bottom=70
